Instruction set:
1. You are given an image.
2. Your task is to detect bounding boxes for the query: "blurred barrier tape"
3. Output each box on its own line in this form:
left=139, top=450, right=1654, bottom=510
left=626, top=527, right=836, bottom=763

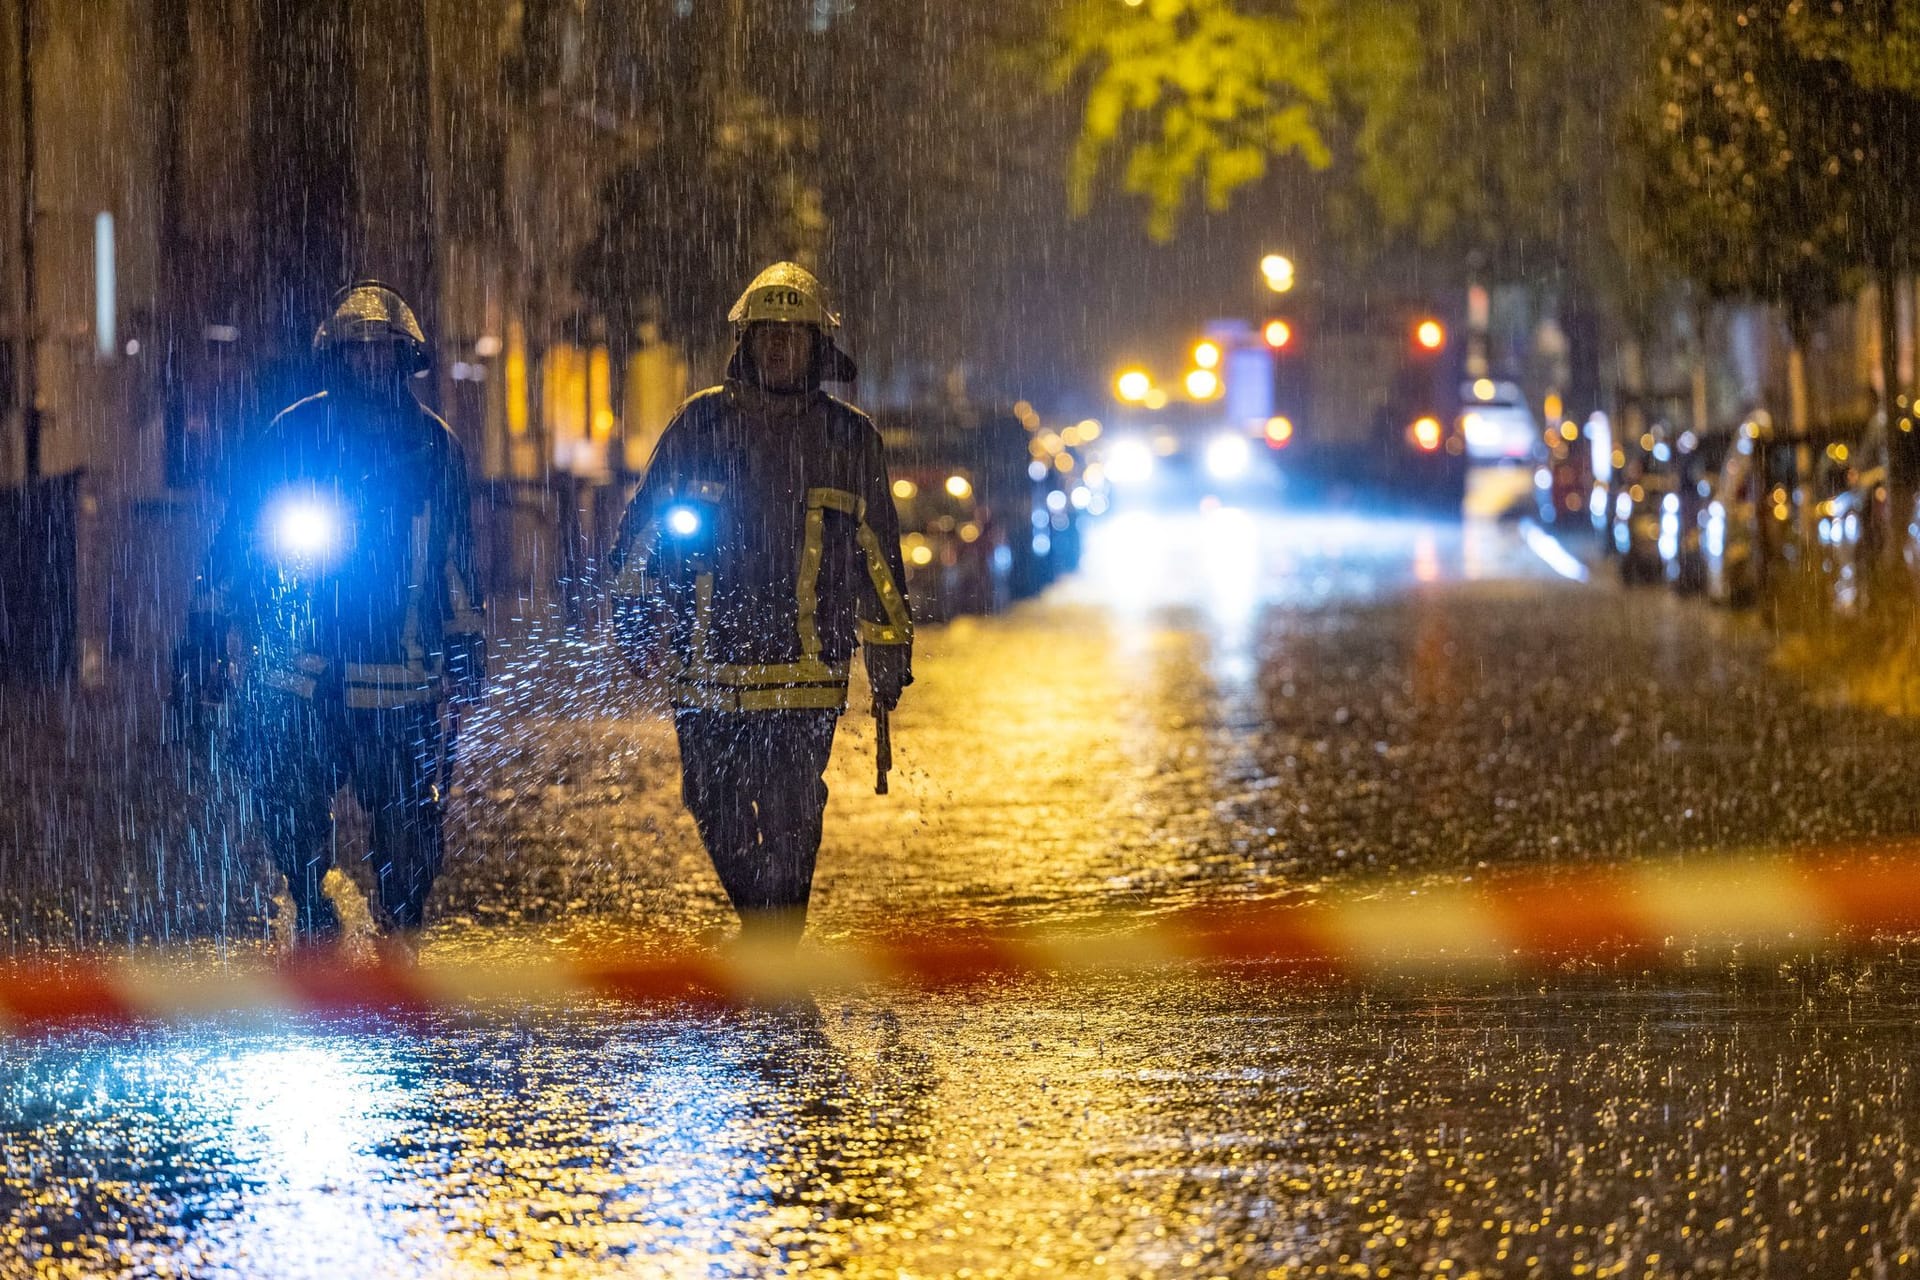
left=7, top=843, right=1920, bottom=1035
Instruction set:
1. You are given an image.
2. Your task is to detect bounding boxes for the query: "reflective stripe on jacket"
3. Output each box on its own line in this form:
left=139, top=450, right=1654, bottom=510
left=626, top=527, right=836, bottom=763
left=191, top=390, right=484, bottom=711
left=608, top=381, right=912, bottom=712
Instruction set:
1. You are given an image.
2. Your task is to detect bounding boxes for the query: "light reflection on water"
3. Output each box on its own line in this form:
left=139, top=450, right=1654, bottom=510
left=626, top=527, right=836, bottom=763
left=0, top=1005, right=942, bottom=1278
left=4, top=965, right=1919, bottom=1277
left=184, top=1040, right=429, bottom=1273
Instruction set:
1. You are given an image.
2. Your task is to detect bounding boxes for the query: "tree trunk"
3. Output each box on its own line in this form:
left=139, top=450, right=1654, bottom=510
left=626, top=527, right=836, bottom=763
left=1881, top=267, right=1919, bottom=576
left=1689, top=295, right=1712, bottom=437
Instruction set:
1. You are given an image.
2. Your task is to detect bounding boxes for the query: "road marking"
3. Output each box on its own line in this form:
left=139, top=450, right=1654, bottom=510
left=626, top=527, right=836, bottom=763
left=1520, top=519, right=1591, bottom=582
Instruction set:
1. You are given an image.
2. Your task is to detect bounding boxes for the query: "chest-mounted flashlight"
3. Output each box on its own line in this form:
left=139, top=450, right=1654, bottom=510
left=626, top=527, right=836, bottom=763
left=264, top=491, right=347, bottom=566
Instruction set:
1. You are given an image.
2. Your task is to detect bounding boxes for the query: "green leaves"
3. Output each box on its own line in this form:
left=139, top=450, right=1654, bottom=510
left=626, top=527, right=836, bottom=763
left=1054, top=0, right=1353, bottom=239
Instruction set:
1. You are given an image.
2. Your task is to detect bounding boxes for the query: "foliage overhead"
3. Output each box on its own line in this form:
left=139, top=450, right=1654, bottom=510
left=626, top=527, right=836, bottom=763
left=1635, top=0, right=1851, bottom=328
left=1051, top=0, right=1412, bottom=241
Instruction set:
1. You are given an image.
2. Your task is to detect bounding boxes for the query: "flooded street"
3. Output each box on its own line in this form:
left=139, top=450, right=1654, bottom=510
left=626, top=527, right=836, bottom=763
left=6, top=509, right=1920, bottom=1276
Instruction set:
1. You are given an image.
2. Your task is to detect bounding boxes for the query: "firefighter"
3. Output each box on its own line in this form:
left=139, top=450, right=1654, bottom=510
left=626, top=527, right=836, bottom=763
left=607, top=262, right=913, bottom=944
left=169, top=280, right=486, bottom=951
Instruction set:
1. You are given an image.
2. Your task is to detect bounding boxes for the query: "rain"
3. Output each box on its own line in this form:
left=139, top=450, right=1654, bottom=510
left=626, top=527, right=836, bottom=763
left=5, top=1, right=1920, bottom=1276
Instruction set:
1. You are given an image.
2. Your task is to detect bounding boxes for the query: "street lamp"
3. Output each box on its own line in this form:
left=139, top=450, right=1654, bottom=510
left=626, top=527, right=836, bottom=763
left=1192, top=340, right=1221, bottom=371
left=1260, top=254, right=1296, bottom=294
left=1115, top=368, right=1152, bottom=402
left=1185, top=368, right=1220, bottom=399
left=1415, top=319, right=1446, bottom=352
left=1264, top=319, right=1293, bottom=350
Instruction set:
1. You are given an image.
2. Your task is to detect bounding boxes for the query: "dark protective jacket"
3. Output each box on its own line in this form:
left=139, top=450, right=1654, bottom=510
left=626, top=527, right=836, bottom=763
left=607, top=381, right=913, bottom=712
left=190, top=390, right=484, bottom=710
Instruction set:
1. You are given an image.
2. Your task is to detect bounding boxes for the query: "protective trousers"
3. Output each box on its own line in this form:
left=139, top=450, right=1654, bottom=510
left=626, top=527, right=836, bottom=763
left=241, top=691, right=447, bottom=937
left=674, top=709, right=839, bottom=940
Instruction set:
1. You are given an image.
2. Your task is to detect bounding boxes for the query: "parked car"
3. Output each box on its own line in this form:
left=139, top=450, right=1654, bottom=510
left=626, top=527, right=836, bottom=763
left=1660, top=430, right=1734, bottom=595
left=1535, top=426, right=1593, bottom=527
left=1820, top=460, right=1886, bottom=616
left=1613, top=462, right=1674, bottom=586
left=1701, top=418, right=1866, bottom=609
left=877, top=405, right=1076, bottom=622
left=1703, top=423, right=1773, bottom=609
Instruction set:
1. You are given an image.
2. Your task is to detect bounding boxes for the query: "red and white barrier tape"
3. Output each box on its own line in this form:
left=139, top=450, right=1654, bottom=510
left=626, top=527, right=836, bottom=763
left=6, top=842, right=1920, bottom=1035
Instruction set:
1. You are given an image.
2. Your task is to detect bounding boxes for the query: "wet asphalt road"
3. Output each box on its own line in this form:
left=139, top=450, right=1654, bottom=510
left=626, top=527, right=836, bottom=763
left=7, top=508, right=1920, bottom=1277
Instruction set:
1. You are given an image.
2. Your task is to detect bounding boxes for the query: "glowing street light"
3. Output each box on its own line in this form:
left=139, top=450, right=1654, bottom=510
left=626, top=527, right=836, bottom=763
left=1192, top=340, right=1221, bottom=371
left=1185, top=368, right=1221, bottom=399
left=1264, top=319, right=1293, bottom=350
left=1414, top=319, right=1446, bottom=351
left=1260, top=254, right=1296, bottom=293
left=1115, top=368, right=1152, bottom=402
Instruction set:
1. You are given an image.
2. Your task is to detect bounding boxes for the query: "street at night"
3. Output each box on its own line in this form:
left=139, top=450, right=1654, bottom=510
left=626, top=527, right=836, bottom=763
left=15, top=1, right=1920, bottom=1275
left=6, top=509, right=1920, bottom=1277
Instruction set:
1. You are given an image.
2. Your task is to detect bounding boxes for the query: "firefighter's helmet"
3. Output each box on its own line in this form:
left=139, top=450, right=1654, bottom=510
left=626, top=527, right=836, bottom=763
left=313, top=279, right=430, bottom=372
left=728, top=262, right=840, bottom=333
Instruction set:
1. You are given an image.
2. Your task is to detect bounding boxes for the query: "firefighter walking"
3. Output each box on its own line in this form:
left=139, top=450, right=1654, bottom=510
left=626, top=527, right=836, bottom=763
left=608, top=263, right=914, bottom=943
left=170, top=281, right=486, bottom=952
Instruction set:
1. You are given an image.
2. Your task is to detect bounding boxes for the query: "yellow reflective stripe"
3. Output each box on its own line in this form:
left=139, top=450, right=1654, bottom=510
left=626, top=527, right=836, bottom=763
left=701, top=659, right=847, bottom=687
left=344, top=662, right=430, bottom=684
left=858, top=620, right=910, bottom=646
left=669, top=682, right=849, bottom=712
left=854, top=520, right=913, bottom=637
left=797, top=506, right=825, bottom=658
left=806, top=486, right=864, bottom=518
left=344, top=685, right=439, bottom=709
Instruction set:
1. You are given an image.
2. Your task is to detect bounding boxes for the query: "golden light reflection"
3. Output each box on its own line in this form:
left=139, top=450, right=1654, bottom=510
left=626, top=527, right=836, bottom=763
left=505, top=320, right=529, bottom=437
left=589, top=346, right=615, bottom=442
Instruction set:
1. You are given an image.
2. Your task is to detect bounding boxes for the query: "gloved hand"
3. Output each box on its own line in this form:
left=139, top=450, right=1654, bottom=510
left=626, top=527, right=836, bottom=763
left=444, top=631, right=488, bottom=705
left=864, top=644, right=913, bottom=712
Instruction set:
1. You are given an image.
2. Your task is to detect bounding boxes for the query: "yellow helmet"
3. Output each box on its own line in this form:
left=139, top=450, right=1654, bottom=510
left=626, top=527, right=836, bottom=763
left=727, top=262, right=840, bottom=332
left=313, top=279, right=430, bottom=371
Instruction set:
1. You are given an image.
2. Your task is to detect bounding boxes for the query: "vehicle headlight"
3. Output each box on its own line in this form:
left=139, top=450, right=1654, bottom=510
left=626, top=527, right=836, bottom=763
left=1204, top=434, right=1251, bottom=480
left=1106, top=439, right=1156, bottom=486
left=666, top=505, right=703, bottom=537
